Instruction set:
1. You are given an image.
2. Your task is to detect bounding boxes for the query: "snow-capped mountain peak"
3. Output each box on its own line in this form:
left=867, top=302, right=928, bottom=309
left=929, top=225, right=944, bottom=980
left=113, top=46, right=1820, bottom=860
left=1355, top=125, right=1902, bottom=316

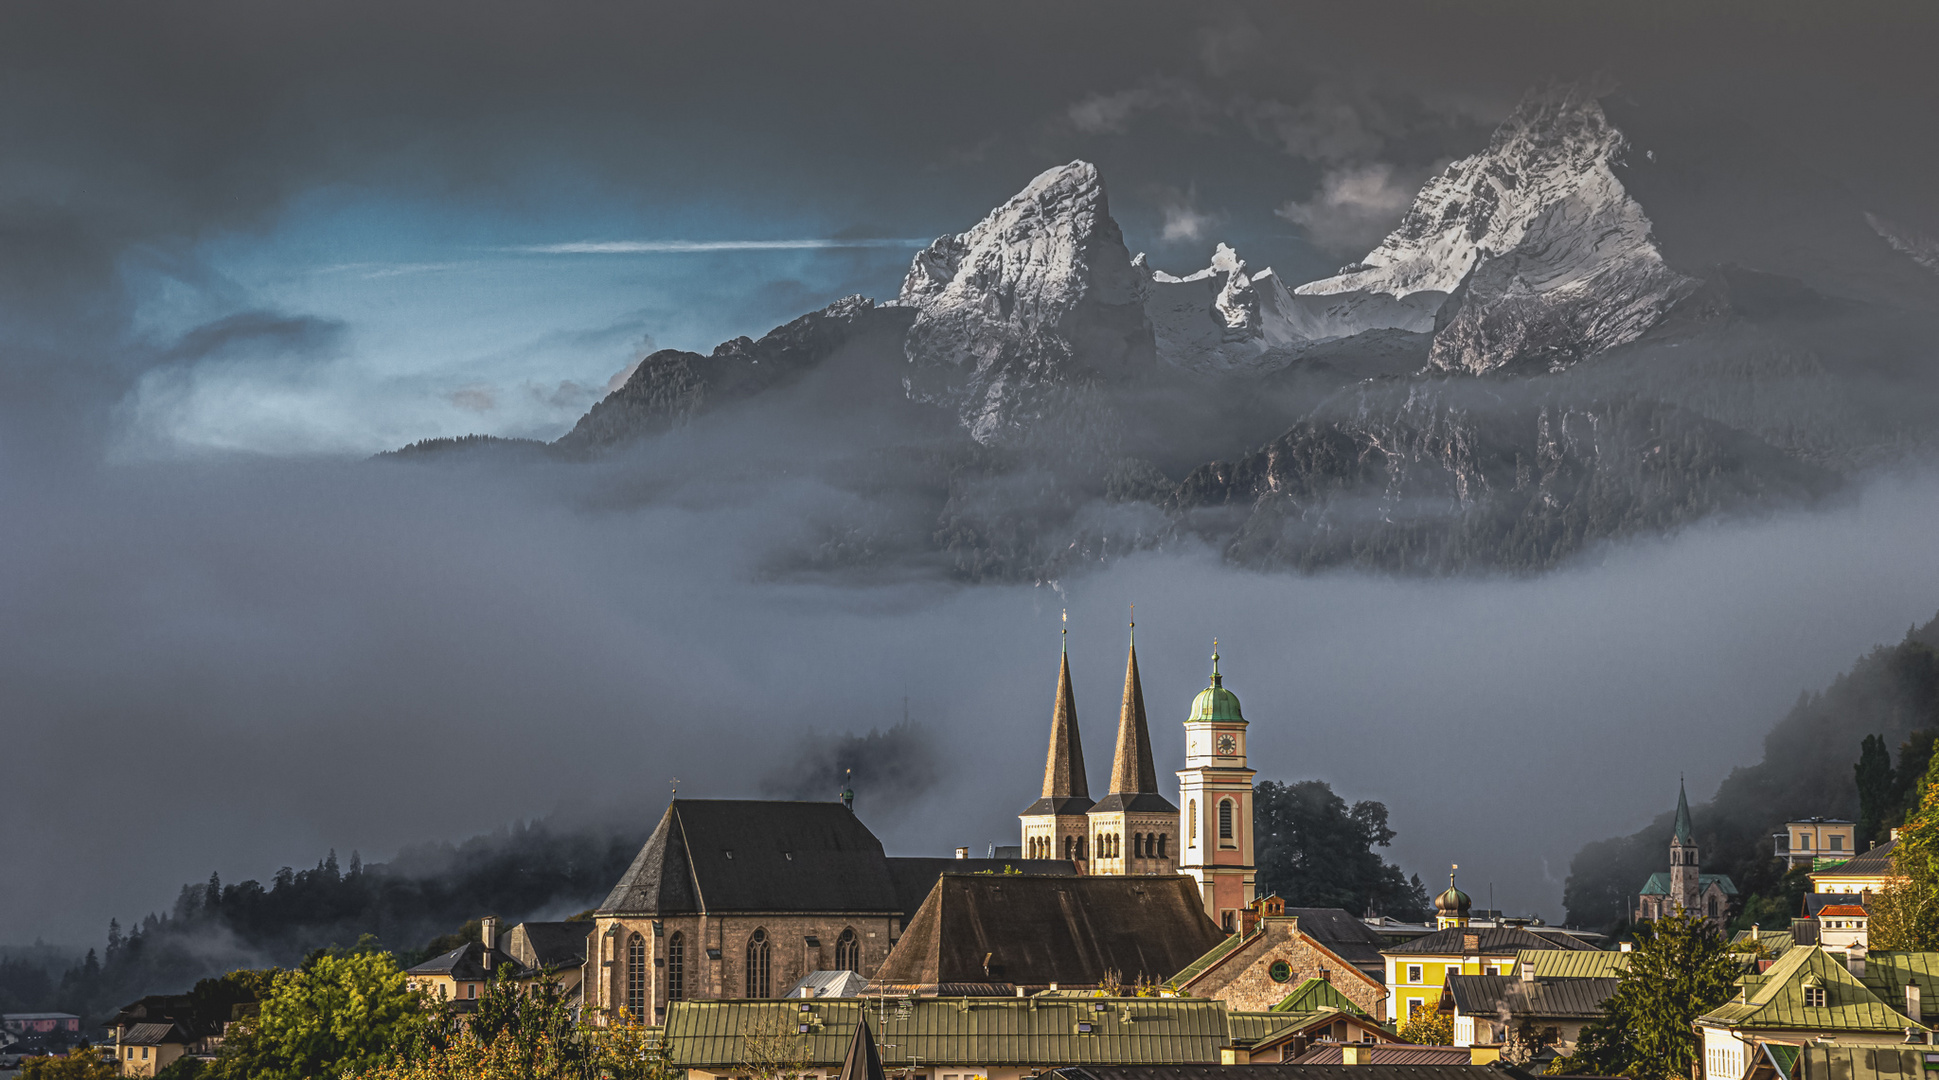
left=1294, top=82, right=1697, bottom=373
left=898, top=160, right=1151, bottom=444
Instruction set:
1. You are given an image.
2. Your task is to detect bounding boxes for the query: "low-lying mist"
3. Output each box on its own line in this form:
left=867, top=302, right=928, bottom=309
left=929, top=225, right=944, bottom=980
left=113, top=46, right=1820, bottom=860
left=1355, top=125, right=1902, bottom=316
left=6, top=410, right=1939, bottom=946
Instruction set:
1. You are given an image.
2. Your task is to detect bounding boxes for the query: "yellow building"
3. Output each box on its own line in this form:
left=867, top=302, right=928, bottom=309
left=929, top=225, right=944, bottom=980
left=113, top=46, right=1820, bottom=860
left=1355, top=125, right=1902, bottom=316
left=1810, top=835, right=1898, bottom=896
left=1380, top=873, right=1602, bottom=1022
left=1776, top=818, right=1858, bottom=870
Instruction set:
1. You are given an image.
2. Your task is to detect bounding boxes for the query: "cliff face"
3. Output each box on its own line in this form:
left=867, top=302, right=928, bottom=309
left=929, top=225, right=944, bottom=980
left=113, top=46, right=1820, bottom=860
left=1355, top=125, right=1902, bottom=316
left=897, top=161, right=1154, bottom=445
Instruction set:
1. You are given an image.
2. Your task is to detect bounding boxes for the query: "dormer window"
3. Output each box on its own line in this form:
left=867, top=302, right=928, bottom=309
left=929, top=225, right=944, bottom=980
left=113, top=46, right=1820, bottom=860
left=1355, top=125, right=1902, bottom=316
left=1804, top=986, right=1827, bottom=1008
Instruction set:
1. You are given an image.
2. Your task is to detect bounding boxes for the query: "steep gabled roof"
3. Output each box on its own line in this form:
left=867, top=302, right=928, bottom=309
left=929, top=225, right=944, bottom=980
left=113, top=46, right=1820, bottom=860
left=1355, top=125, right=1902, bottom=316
left=1700, top=945, right=1925, bottom=1033
left=404, top=941, right=524, bottom=981
left=873, top=875, right=1224, bottom=989
left=505, top=922, right=591, bottom=970
left=597, top=800, right=901, bottom=916
left=1674, top=780, right=1695, bottom=844
left=884, top=857, right=1078, bottom=920
left=1271, top=976, right=1370, bottom=1016
left=121, top=1022, right=191, bottom=1046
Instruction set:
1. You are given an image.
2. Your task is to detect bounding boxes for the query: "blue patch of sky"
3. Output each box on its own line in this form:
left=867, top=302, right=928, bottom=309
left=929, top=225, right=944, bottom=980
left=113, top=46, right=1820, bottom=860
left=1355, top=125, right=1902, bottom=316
left=118, top=184, right=924, bottom=458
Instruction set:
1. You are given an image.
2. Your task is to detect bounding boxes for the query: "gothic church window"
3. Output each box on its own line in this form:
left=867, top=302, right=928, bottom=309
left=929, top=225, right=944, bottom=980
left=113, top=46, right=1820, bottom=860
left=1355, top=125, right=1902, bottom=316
left=836, top=927, right=859, bottom=972
left=626, top=932, right=646, bottom=1019
left=746, top=928, right=771, bottom=997
left=667, top=931, right=685, bottom=1002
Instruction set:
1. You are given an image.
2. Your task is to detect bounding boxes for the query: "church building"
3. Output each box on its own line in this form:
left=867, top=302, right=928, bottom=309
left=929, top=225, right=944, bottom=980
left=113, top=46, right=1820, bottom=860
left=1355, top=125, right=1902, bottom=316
left=1634, top=781, right=1737, bottom=931
left=1019, top=626, right=1252, bottom=929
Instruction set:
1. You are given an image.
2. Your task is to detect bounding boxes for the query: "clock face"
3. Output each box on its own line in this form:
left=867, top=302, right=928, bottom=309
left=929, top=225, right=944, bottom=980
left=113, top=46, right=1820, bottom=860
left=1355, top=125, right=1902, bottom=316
left=1216, top=734, right=1237, bottom=756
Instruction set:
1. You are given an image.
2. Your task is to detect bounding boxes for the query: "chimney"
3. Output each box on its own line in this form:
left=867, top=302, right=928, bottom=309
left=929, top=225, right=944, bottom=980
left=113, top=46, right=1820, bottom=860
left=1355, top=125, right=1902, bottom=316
left=1908, top=983, right=1922, bottom=1021
left=1520, top=961, right=1535, bottom=984
left=481, top=916, right=498, bottom=970
left=1849, top=945, right=1868, bottom=978
left=955, top=847, right=969, bottom=859
left=1619, top=941, right=1634, bottom=953
left=1242, top=906, right=1260, bottom=936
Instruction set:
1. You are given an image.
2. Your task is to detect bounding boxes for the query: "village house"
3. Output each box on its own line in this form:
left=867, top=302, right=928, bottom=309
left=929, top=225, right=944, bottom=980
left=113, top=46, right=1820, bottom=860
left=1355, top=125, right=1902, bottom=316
left=1382, top=875, right=1597, bottom=1023
left=1439, top=967, right=1617, bottom=1059
left=1775, top=818, right=1859, bottom=870
left=1696, top=945, right=1928, bottom=1080
left=1165, top=895, right=1388, bottom=1021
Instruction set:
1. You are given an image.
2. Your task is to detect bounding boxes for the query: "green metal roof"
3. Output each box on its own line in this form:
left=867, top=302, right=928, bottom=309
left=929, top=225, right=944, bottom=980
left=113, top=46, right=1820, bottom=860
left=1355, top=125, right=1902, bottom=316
left=1637, top=872, right=1738, bottom=896
left=1226, top=1012, right=1309, bottom=1045
left=1187, top=652, right=1243, bottom=724
left=1270, top=977, right=1370, bottom=1017
left=664, top=998, right=1231, bottom=1069
left=1699, top=945, right=1926, bottom=1034
left=1513, top=950, right=1630, bottom=979
left=1764, top=1043, right=1798, bottom=1080
left=1857, top=951, right=1939, bottom=1022
left=1167, top=932, right=1246, bottom=989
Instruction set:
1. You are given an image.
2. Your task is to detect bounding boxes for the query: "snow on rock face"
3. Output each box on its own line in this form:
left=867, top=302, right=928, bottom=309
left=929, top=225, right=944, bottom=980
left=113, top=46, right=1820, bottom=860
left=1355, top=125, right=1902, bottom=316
left=1294, top=83, right=1697, bottom=374
left=1145, top=243, right=1310, bottom=374
left=898, top=160, right=1152, bottom=444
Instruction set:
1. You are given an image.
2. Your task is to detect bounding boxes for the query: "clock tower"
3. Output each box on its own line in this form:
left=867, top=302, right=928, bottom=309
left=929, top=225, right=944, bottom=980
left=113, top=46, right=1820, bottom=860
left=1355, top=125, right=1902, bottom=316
left=1176, top=645, right=1255, bottom=932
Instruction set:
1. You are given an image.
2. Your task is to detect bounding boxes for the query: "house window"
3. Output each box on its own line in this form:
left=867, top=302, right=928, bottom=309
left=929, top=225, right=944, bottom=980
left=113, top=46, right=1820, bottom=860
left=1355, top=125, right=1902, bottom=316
left=1804, top=986, right=1827, bottom=1008
left=667, top=931, right=685, bottom=1002
left=1831, top=835, right=1845, bottom=851
left=1219, top=799, right=1234, bottom=841
left=746, top=928, right=772, bottom=997
left=1409, top=999, right=1425, bottom=1018
left=627, top=932, right=647, bottom=1019
left=836, top=927, right=860, bottom=973
left=1798, top=833, right=1811, bottom=850
left=1189, top=800, right=1198, bottom=845
left=1709, top=896, right=1720, bottom=917
left=468, top=983, right=477, bottom=999
left=1446, top=966, right=1461, bottom=982
left=1407, top=965, right=1423, bottom=984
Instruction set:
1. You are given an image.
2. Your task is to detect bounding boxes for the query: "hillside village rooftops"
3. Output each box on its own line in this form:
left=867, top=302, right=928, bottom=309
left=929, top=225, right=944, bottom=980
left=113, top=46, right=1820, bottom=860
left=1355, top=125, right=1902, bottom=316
left=1382, top=925, right=1599, bottom=957
left=1814, top=838, right=1899, bottom=879
left=1049, top=1064, right=1537, bottom=1080
left=665, top=998, right=1231, bottom=1069
left=119, top=1022, right=191, bottom=1046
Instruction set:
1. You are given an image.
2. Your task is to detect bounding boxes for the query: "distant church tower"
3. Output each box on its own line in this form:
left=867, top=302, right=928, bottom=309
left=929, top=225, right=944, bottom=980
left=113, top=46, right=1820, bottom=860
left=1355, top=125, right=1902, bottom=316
left=1177, top=645, right=1256, bottom=931
left=1086, top=623, right=1180, bottom=875
left=1669, top=779, right=1700, bottom=915
left=1019, top=626, right=1094, bottom=865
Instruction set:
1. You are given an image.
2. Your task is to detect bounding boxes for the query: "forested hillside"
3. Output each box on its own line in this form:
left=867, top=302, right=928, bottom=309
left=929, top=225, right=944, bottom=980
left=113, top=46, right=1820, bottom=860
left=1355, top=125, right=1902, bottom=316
left=1564, top=612, right=1939, bottom=932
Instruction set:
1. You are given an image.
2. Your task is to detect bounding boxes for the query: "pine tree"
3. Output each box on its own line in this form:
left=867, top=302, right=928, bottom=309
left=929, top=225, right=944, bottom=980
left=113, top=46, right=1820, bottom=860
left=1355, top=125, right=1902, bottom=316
left=105, top=920, right=123, bottom=963
left=207, top=872, right=223, bottom=912
left=325, top=850, right=341, bottom=881
left=1550, top=915, right=1738, bottom=1080
left=1857, top=734, right=1896, bottom=846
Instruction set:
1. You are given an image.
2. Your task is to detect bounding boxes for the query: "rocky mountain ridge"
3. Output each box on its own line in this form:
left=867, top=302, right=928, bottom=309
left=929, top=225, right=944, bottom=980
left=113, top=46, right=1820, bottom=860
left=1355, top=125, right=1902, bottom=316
left=395, top=82, right=1939, bottom=580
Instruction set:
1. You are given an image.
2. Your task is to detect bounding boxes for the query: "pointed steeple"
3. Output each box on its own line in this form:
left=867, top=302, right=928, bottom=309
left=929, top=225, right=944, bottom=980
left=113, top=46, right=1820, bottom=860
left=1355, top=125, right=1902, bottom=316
left=1041, top=645, right=1090, bottom=800
left=1673, top=778, right=1694, bottom=844
left=1108, top=625, right=1159, bottom=795
left=838, top=1013, right=887, bottom=1080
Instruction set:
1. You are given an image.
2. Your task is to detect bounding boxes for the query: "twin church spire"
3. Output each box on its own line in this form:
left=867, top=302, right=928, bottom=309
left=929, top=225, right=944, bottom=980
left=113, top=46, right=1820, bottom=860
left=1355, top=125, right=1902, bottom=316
left=1020, top=614, right=1178, bottom=870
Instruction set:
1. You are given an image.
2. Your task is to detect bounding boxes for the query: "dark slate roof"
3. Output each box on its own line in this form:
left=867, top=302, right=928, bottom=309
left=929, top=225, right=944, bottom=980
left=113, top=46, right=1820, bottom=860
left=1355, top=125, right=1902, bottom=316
left=1286, top=1047, right=1475, bottom=1066
left=884, top=858, right=1079, bottom=921
left=872, top=874, right=1226, bottom=989
left=1382, top=925, right=1599, bottom=957
left=405, top=941, right=525, bottom=981
left=121, top=1022, right=190, bottom=1046
left=508, top=921, right=591, bottom=970
left=597, top=800, right=901, bottom=916
left=1052, top=1063, right=1537, bottom=1080
left=1638, top=872, right=1738, bottom=897
left=1816, top=838, right=1898, bottom=878
left=1441, top=974, right=1619, bottom=1019
left=1091, top=793, right=1181, bottom=814
left=1283, top=908, right=1392, bottom=971
left=1022, top=795, right=1098, bottom=816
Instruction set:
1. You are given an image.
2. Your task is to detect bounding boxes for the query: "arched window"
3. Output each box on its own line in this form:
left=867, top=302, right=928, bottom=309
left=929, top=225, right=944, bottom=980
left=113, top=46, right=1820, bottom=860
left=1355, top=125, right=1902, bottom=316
left=1189, top=800, right=1198, bottom=845
left=746, top=928, right=771, bottom=997
left=1134, top=833, right=1145, bottom=859
left=1063, top=835, right=1074, bottom=860
left=1078, top=835, right=1088, bottom=860
left=625, top=932, right=646, bottom=1020
left=1157, top=834, right=1167, bottom=859
left=1219, top=799, right=1235, bottom=840
left=835, top=927, right=860, bottom=972
left=666, top=931, right=685, bottom=1002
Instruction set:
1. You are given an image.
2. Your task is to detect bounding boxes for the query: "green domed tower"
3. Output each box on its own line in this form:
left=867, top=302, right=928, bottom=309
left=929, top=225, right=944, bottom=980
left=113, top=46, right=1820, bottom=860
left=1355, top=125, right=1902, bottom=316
left=1176, top=643, right=1257, bottom=932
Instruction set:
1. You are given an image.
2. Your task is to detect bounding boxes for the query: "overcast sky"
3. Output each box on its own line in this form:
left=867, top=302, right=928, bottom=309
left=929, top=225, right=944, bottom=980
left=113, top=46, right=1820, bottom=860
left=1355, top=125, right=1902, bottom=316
left=3, top=0, right=1938, bottom=945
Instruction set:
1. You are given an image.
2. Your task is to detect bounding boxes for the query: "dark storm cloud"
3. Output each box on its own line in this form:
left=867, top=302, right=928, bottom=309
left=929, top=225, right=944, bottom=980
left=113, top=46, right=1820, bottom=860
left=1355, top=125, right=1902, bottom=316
left=4, top=0, right=1939, bottom=947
